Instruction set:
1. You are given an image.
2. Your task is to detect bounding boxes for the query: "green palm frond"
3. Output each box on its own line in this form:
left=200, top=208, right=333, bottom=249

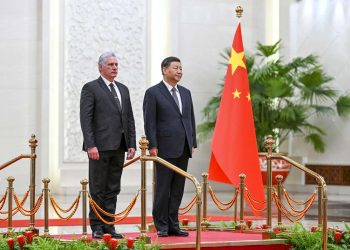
left=284, top=55, right=318, bottom=72
left=256, top=40, right=281, bottom=58
left=245, top=54, right=255, bottom=72
left=196, top=122, right=216, bottom=142
left=336, top=95, right=350, bottom=118
left=299, top=69, right=335, bottom=103
left=219, top=47, right=232, bottom=67
left=202, top=96, right=221, bottom=120
left=304, top=133, right=326, bottom=153
left=309, top=105, right=335, bottom=116
left=265, top=78, right=293, bottom=98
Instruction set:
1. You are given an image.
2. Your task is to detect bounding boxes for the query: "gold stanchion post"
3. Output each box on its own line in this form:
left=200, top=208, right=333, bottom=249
left=80, top=179, right=89, bottom=240
left=201, top=172, right=209, bottom=228
left=42, top=178, right=51, bottom=237
left=195, top=189, right=202, bottom=250
left=322, top=189, right=328, bottom=250
left=265, top=135, right=274, bottom=228
left=276, top=175, right=283, bottom=226
left=234, top=186, right=238, bottom=223
left=152, top=161, right=156, bottom=206
left=318, top=183, right=323, bottom=228
left=239, top=174, right=246, bottom=227
left=29, top=134, right=39, bottom=235
left=7, top=176, right=15, bottom=234
left=138, top=136, right=151, bottom=243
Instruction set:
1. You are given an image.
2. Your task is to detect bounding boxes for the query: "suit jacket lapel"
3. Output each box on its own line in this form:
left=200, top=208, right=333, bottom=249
left=178, top=86, right=186, bottom=115
left=116, top=82, right=126, bottom=114
left=158, top=81, right=182, bottom=115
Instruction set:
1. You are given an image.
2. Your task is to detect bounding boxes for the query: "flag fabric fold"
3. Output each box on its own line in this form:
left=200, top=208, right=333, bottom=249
left=208, top=23, right=265, bottom=214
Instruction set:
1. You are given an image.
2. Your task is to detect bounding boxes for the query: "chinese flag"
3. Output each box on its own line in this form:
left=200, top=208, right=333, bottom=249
left=208, top=23, right=265, bottom=213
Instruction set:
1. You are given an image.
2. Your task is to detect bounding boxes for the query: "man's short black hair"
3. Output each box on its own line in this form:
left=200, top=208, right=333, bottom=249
left=161, top=56, right=181, bottom=74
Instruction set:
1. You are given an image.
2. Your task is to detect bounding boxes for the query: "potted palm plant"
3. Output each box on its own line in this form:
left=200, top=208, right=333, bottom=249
left=198, top=40, right=350, bottom=183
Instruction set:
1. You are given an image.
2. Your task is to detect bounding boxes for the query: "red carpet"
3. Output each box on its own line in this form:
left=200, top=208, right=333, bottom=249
left=0, top=215, right=263, bottom=228
left=55, top=231, right=291, bottom=250
left=0, top=216, right=153, bottom=228
left=1, top=216, right=292, bottom=249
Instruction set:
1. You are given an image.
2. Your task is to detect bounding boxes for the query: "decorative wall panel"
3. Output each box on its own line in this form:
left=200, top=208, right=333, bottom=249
left=305, top=165, right=350, bottom=185
left=63, top=0, right=147, bottom=162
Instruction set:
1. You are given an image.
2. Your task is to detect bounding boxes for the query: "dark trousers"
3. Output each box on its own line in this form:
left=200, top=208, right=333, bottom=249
left=88, top=148, right=125, bottom=231
left=152, top=146, right=190, bottom=232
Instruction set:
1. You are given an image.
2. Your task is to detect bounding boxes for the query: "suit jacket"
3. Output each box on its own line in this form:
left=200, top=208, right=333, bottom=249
left=80, top=76, right=136, bottom=152
left=143, top=81, right=197, bottom=158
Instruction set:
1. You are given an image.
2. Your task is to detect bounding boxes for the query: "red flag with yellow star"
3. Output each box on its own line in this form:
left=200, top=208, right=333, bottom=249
left=208, top=23, right=265, bottom=213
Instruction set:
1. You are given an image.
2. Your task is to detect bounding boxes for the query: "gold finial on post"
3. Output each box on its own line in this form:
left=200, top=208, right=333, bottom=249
left=139, top=135, right=149, bottom=156
left=235, top=5, right=243, bottom=18
left=265, top=135, right=275, bottom=154
left=29, top=134, right=38, bottom=150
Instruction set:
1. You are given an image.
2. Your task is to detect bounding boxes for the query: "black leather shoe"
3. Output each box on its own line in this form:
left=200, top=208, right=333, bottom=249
left=169, top=229, right=189, bottom=237
left=110, top=230, right=124, bottom=239
left=157, top=231, right=169, bottom=237
left=92, top=229, right=104, bottom=239
left=103, top=226, right=124, bottom=239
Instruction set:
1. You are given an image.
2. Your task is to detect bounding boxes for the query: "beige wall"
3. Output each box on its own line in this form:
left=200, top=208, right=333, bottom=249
left=0, top=0, right=42, bottom=193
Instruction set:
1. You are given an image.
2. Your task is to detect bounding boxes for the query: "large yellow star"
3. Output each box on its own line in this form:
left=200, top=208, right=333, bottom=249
left=246, top=93, right=251, bottom=101
left=232, top=89, right=241, bottom=99
left=228, top=48, right=246, bottom=75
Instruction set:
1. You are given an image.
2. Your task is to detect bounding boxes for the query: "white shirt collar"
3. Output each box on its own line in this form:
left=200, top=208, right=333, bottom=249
left=163, top=80, right=178, bottom=92
left=101, top=75, right=116, bottom=87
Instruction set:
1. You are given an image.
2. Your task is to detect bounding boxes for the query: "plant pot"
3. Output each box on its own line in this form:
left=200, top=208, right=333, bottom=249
left=259, top=153, right=291, bottom=185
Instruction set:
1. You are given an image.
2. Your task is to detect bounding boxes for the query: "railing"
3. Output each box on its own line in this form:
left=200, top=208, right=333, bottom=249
left=0, top=134, right=38, bottom=234
left=141, top=155, right=202, bottom=248
left=0, top=135, right=203, bottom=249
left=262, top=135, right=327, bottom=249
left=136, top=136, right=202, bottom=250
left=0, top=134, right=328, bottom=250
left=195, top=135, right=328, bottom=249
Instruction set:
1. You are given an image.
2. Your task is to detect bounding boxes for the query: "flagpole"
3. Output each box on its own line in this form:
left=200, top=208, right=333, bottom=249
left=234, top=5, right=244, bottom=225
left=208, top=3, right=265, bottom=218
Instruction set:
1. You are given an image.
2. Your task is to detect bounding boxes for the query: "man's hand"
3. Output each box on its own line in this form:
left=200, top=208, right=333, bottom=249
left=127, top=148, right=136, bottom=160
left=192, top=146, right=195, bottom=155
left=149, top=147, right=158, bottom=156
left=87, top=147, right=99, bottom=160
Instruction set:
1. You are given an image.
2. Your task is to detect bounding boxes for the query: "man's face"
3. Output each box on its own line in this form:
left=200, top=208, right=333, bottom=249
left=163, top=61, right=182, bottom=84
left=99, top=56, right=118, bottom=81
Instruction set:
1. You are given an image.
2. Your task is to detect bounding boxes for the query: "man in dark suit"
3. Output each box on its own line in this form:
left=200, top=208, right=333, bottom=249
left=143, top=56, right=197, bottom=237
left=80, top=52, right=136, bottom=239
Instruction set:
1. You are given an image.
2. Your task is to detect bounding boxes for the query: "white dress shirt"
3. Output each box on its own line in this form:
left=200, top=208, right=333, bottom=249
left=163, top=81, right=182, bottom=113
left=101, top=76, right=122, bottom=108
